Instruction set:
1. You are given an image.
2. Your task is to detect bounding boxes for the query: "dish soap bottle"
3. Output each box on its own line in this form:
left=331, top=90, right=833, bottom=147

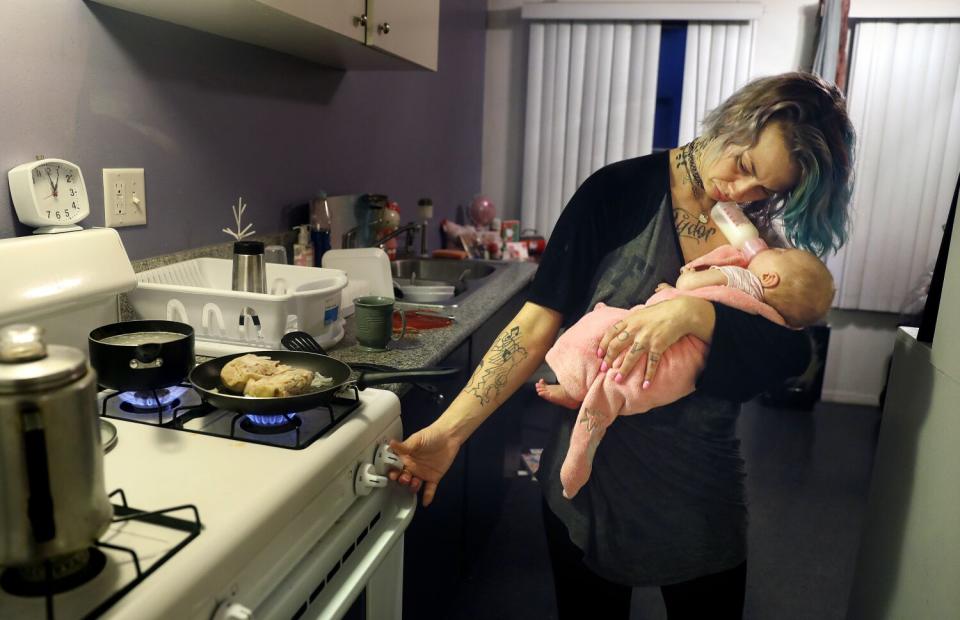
left=310, top=191, right=332, bottom=267
left=711, top=202, right=769, bottom=261
left=292, top=224, right=314, bottom=267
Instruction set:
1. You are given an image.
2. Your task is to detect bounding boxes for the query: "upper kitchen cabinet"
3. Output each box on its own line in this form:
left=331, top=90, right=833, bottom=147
left=363, top=0, right=439, bottom=72
left=87, top=0, right=439, bottom=71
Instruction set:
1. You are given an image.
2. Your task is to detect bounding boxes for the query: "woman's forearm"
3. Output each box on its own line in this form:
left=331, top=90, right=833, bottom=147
left=680, top=296, right=717, bottom=344
left=434, top=302, right=563, bottom=444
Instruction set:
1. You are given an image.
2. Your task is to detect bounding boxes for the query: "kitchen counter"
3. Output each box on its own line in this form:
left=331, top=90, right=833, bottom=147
left=179, top=260, right=538, bottom=393
left=323, top=260, right=537, bottom=394
left=125, top=235, right=537, bottom=391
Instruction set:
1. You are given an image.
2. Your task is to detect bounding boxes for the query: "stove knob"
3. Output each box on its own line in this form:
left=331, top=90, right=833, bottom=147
left=212, top=601, right=254, bottom=620
left=374, top=443, right=402, bottom=474
left=355, top=463, right=388, bottom=496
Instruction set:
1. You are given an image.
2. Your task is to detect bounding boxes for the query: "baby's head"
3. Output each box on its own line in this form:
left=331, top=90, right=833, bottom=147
left=747, top=248, right=835, bottom=327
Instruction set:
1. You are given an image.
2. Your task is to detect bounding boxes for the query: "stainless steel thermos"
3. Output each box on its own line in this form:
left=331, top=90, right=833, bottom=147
left=0, top=324, right=113, bottom=566
left=231, top=240, right=267, bottom=294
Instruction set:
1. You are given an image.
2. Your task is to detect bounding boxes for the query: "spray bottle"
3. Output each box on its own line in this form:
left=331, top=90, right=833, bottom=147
left=710, top=202, right=769, bottom=261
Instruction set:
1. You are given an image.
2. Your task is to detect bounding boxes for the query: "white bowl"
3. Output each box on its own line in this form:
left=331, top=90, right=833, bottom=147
left=397, top=284, right=455, bottom=303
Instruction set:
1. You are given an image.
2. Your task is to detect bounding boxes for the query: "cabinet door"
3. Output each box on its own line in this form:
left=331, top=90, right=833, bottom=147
left=367, top=0, right=439, bottom=70
left=400, top=339, right=471, bottom=619
left=258, top=0, right=366, bottom=42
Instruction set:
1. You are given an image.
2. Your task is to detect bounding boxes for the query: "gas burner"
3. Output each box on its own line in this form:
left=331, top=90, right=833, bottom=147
left=240, top=413, right=302, bottom=435
left=117, top=386, right=188, bottom=412
left=1, top=548, right=107, bottom=597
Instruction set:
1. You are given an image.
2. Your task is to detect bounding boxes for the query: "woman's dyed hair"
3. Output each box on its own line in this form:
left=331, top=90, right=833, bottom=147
left=700, top=72, right=856, bottom=257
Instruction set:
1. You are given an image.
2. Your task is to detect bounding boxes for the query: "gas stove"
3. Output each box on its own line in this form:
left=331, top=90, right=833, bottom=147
left=2, top=230, right=414, bottom=619
left=1, top=387, right=412, bottom=619
left=98, top=384, right=365, bottom=450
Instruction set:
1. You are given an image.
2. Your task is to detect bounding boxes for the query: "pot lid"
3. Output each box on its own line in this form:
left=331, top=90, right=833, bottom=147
left=0, top=324, right=87, bottom=394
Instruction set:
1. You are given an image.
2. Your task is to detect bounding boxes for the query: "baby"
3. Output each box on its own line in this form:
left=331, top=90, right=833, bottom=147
left=536, top=244, right=835, bottom=499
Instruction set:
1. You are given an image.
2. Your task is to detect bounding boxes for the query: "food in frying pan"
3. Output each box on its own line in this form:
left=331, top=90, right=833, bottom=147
left=244, top=368, right=315, bottom=397
left=220, top=354, right=283, bottom=392
left=219, top=353, right=335, bottom=397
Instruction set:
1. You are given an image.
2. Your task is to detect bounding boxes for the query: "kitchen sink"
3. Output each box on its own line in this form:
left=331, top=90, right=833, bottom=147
left=391, top=259, right=497, bottom=282
left=391, top=259, right=504, bottom=307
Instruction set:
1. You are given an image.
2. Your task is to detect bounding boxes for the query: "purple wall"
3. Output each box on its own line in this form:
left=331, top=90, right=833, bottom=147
left=0, top=1, right=486, bottom=259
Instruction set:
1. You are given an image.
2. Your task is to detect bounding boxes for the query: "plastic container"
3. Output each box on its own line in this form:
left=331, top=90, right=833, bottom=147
left=711, top=202, right=769, bottom=260
left=128, top=259, right=347, bottom=350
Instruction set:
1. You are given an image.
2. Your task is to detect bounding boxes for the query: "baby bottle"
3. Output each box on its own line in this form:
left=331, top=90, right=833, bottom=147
left=711, top=202, right=769, bottom=260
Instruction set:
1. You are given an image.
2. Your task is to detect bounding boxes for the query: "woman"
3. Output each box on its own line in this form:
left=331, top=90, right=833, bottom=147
left=388, top=72, right=855, bottom=619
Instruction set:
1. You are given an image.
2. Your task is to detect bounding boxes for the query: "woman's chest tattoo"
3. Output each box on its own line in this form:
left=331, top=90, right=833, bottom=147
left=673, top=208, right=717, bottom=243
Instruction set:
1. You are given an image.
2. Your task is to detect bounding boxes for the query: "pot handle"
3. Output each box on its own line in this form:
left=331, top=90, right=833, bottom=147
left=133, top=342, right=163, bottom=365
left=20, top=403, right=56, bottom=543
left=355, top=367, right=460, bottom=390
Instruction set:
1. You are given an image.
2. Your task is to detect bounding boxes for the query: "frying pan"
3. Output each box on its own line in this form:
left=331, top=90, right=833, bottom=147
left=189, top=350, right=458, bottom=414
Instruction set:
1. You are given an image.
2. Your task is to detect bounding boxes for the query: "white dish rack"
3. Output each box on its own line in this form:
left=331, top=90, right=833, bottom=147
left=128, top=258, right=347, bottom=353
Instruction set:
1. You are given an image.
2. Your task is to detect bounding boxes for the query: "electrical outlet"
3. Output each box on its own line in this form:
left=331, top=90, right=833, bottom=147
left=103, top=168, right=146, bottom=227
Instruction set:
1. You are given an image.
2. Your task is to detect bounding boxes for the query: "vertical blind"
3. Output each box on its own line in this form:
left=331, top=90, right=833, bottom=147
left=521, top=21, right=661, bottom=239
left=678, top=22, right=756, bottom=144
left=827, top=21, right=960, bottom=312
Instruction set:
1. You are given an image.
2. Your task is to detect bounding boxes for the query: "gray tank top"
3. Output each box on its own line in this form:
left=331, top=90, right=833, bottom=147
left=539, top=195, right=747, bottom=586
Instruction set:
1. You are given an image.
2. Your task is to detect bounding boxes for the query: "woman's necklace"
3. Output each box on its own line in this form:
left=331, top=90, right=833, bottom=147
left=676, top=139, right=709, bottom=223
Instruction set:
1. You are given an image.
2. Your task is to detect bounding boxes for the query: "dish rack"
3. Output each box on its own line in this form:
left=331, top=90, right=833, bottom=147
left=128, top=258, right=347, bottom=352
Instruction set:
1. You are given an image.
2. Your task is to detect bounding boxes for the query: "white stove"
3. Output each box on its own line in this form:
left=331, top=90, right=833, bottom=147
left=0, top=230, right=415, bottom=620
left=1, top=387, right=413, bottom=619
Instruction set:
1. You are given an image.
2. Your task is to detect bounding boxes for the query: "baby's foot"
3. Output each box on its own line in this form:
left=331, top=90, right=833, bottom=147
left=535, top=379, right=581, bottom=409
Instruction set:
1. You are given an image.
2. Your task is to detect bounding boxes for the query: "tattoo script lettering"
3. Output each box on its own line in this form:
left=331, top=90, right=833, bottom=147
left=674, top=208, right=717, bottom=243
left=580, top=407, right=602, bottom=459
left=464, top=326, right=529, bottom=405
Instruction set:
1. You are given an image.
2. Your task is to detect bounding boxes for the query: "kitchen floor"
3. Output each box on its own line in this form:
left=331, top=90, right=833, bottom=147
left=444, top=387, right=881, bottom=620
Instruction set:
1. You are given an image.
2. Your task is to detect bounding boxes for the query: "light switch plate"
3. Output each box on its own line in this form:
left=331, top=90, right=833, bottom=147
left=103, top=168, right=146, bottom=227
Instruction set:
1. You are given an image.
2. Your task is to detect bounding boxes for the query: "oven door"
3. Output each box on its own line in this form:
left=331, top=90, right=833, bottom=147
left=253, top=485, right=415, bottom=620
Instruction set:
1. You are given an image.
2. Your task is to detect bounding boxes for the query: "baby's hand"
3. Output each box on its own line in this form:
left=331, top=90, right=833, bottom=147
left=655, top=282, right=674, bottom=293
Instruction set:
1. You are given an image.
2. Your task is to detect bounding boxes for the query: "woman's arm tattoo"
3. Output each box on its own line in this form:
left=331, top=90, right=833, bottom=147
left=464, top=326, right=529, bottom=405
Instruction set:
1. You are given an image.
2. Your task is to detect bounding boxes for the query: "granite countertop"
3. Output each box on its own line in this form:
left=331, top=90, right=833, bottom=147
left=317, top=260, right=537, bottom=396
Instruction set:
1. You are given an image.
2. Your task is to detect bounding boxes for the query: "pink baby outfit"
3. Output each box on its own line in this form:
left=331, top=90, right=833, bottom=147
left=546, top=245, right=786, bottom=499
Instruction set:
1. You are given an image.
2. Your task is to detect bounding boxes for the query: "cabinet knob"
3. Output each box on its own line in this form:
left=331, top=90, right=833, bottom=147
left=378, top=22, right=391, bottom=35
left=353, top=14, right=367, bottom=28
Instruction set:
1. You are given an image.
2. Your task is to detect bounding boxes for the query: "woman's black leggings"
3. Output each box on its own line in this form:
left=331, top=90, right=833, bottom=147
left=541, top=500, right=747, bottom=619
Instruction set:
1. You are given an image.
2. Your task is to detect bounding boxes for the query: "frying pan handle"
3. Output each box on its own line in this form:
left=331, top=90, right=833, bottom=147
left=355, top=367, right=460, bottom=390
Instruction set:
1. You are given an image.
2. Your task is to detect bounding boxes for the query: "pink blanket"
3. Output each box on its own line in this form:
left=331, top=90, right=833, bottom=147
left=545, top=245, right=786, bottom=499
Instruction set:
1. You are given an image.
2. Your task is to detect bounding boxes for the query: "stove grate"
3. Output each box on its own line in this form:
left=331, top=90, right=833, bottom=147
left=0, top=488, right=203, bottom=620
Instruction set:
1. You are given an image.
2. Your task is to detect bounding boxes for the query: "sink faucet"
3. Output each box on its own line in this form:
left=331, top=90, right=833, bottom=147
left=342, top=226, right=361, bottom=250
left=374, top=222, right=428, bottom=257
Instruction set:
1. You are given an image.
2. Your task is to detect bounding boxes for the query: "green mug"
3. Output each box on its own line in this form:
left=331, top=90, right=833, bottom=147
left=354, top=296, right=407, bottom=351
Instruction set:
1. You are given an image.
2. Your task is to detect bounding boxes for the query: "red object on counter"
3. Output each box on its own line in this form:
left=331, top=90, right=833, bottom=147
left=521, top=231, right=546, bottom=255
left=393, top=310, right=453, bottom=332
left=431, top=249, right=468, bottom=260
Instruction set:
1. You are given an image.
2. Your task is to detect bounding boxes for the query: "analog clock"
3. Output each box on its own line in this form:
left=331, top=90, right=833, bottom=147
left=8, top=158, right=90, bottom=234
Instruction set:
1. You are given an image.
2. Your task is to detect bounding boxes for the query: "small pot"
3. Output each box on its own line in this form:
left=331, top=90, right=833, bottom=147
left=89, top=320, right=194, bottom=391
